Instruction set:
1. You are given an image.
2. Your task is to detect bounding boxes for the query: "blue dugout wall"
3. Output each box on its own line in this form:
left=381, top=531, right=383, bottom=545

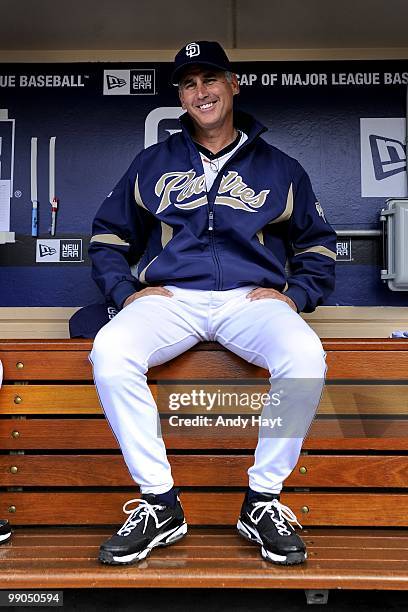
left=0, top=59, right=407, bottom=306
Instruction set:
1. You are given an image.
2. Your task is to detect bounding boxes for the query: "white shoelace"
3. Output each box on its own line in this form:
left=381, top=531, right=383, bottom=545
left=248, top=499, right=303, bottom=537
left=117, top=498, right=166, bottom=537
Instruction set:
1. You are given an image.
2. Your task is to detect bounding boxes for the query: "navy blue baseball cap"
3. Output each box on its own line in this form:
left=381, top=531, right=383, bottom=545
left=69, top=302, right=118, bottom=339
left=171, top=41, right=232, bottom=85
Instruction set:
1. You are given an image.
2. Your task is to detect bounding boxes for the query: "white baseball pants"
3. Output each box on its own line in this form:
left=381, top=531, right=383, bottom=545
left=90, top=285, right=326, bottom=494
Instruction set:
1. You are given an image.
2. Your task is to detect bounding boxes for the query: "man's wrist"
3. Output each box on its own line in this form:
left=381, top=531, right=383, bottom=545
left=111, top=280, right=141, bottom=310
left=283, top=285, right=308, bottom=314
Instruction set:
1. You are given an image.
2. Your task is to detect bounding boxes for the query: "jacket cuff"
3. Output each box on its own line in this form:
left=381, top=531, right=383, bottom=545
left=110, top=280, right=141, bottom=310
left=283, top=285, right=309, bottom=313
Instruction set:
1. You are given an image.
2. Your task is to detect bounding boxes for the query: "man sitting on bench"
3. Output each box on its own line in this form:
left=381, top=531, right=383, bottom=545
left=89, top=41, right=336, bottom=567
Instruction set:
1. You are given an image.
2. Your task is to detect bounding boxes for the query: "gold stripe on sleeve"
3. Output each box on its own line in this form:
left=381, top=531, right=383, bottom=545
left=90, top=234, right=130, bottom=246
left=161, top=222, right=173, bottom=248
left=293, top=245, right=336, bottom=260
left=135, top=174, right=148, bottom=209
left=139, top=255, right=158, bottom=285
left=269, top=182, right=293, bottom=225
left=256, top=230, right=264, bottom=245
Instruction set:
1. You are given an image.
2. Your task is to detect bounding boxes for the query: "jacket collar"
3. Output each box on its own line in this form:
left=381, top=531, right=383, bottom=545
left=179, top=109, right=267, bottom=150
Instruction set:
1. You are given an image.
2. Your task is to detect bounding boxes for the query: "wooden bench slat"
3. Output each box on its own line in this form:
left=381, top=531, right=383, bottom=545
left=1, top=564, right=408, bottom=590
left=1, top=350, right=262, bottom=380
left=7, top=525, right=408, bottom=550
left=128, top=351, right=408, bottom=381
left=2, top=418, right=408, bottom=450
left=0, top=351, right=93, bottom=381
left=7, top=526, right=408, bottom=542
left=2, top=338, right=408, bottom=352
left=1, top=383, right=407, bottom=416
left=1, top=492, right=408, bottom=527
left=326, top=352, right=408, bottom=379
left=4, top=538, right=408, bottom=561
left=3, top=340, right=408, bottom=381
left=1, top=454, right=408, bottom=488
left=7, top=533, right=408, bottom=550
left=5, top=542, right=408, bottom=562
left=0, top=385, right=100, bottom=414
left=2, top=562, right=408, bottom=590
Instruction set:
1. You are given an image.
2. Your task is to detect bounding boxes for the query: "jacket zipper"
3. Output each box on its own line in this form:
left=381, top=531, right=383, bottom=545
left=208, top=205, right=221, bottom=288
left=206, top=139, right=256, bottom=290
left=200, top=127, right=266, bottom=290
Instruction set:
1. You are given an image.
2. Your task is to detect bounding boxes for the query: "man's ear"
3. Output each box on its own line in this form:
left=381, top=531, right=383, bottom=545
left=231, top=73, right=240, bottom=96
left=178, top=89, right=186, bottom=110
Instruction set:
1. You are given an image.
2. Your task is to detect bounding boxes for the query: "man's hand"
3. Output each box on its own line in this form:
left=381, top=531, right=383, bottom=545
left=246, top=287, right=297, bottom=312
left=123, top=286, right=174, bottom=308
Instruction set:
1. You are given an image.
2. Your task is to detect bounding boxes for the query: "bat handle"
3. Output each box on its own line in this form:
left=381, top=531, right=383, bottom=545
left=31, top=202, right=38, bottom=237
left=50, top=212, right=56, bottom=236
left=50, top=198, right=58, bottom=236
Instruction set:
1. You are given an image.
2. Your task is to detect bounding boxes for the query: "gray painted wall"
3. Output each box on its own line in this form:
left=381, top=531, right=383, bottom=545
left=0, top=0, right=407, bottom=51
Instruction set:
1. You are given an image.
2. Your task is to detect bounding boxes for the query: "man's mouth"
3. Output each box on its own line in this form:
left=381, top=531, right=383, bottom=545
left=197, top=101, right=216, bottom=111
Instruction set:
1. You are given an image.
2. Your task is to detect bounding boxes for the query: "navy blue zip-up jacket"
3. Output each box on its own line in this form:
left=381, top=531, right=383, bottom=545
left=89, top=110, right=336, bottom=313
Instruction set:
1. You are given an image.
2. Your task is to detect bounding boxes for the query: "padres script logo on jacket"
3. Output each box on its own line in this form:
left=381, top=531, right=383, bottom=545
left=155, top=170, right=270, bottom=214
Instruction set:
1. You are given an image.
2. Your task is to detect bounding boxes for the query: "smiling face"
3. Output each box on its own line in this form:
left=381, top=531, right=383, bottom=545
left=178, top=66, right=239, bottom=136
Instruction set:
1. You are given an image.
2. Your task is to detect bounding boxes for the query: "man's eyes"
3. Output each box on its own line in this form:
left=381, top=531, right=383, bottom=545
left=183, top=78, right=218, bottom=89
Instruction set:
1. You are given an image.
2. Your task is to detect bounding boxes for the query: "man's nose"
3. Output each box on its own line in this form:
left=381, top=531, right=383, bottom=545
left=196, top=82, right=209, bottom=97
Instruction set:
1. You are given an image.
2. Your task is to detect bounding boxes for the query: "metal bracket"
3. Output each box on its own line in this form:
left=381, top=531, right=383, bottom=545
left=304, top=590, right=329, bottom=605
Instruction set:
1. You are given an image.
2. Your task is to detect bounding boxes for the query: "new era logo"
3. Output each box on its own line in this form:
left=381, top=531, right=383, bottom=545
left=103, top=69, right=156, bottom=95
left=360, top=118, right=407, bottom=197
left=369, top=134, right=406, bottom=180
left=106, top=74, right=127, bottom=90
left=36, top=239, right=83, bottom=263
left=38, top=244, right=57, bottom=257
left=103, top=70, right=130, bottom=95
left=336, top=239, right=352, bottom=262
left=130, top=70, right=155, bottom=94
left=60, top=239, right=82, bottom=261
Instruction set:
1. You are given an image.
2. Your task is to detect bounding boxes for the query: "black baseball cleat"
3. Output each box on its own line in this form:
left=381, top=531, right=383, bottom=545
left=0, top=520, right=12, bottom=544
left=237, top=491, right=307, bottom=565
left=99, top=492, right=187, bottom=565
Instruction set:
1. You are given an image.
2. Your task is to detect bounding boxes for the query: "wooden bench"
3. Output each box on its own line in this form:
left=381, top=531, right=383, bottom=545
left=1, top=338, right=408, bottom=603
